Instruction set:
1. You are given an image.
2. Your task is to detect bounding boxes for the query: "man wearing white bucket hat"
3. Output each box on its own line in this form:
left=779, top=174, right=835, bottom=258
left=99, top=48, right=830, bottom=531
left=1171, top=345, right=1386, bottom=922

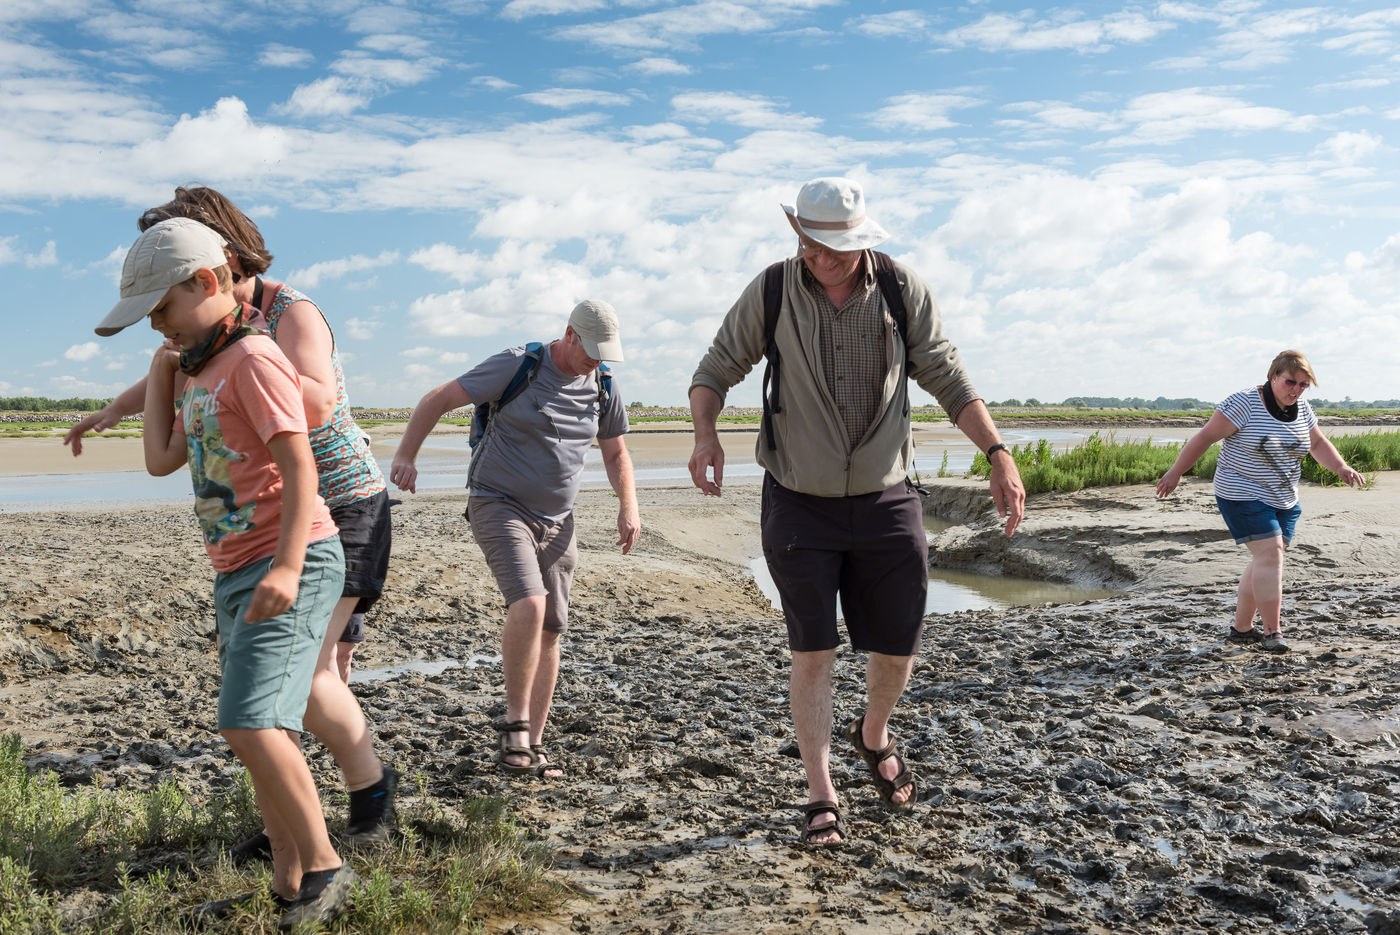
left=689, top=177, right=1024, bottom=846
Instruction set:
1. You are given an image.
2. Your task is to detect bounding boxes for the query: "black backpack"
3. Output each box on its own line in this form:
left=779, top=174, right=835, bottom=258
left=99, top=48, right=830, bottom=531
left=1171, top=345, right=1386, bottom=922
left=760, top=251, right=908, bottom=450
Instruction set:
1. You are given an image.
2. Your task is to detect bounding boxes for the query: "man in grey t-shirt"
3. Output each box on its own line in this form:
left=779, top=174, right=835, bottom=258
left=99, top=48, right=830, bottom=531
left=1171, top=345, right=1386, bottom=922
left=391, top=300, right=640, bottom=778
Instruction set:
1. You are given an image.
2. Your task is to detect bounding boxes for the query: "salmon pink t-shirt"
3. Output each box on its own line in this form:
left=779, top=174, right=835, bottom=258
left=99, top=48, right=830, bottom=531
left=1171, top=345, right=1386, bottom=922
left=173, top=333, right=338, bottom=572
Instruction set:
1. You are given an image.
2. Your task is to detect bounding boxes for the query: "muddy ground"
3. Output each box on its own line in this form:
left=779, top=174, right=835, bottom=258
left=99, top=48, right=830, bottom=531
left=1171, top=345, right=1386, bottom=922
left=3, top=478, right=1400, bottom=934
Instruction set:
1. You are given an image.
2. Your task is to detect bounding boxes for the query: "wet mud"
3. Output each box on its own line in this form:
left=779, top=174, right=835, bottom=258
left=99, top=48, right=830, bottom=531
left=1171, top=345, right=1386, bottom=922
left=3, top=481, right=1400, bottom=934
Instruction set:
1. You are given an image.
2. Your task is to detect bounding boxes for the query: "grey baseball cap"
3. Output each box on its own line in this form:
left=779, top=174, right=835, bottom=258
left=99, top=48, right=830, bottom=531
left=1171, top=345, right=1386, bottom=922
left=96, top=217, right=229, bottom=336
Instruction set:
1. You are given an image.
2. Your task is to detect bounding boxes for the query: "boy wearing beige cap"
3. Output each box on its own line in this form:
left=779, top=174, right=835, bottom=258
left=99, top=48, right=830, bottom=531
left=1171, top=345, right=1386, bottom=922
left=97, top=217, right=357, bottom=928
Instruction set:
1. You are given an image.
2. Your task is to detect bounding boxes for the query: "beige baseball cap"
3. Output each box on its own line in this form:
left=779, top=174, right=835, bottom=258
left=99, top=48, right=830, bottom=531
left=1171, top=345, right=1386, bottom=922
left=568, top=299, right=624, bottom=361
left=96, top=217, right=229, bottom=336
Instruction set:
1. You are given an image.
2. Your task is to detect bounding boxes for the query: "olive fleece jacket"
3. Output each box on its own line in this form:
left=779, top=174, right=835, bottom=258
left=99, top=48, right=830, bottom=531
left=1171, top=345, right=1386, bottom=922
left=690, top=254, right=981, bottom=497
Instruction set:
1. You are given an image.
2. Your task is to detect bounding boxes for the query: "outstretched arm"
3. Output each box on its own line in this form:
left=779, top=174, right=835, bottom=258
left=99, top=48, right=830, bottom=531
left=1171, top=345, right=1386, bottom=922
left=687, top=385, right=725, bottom=497
left=599, top=435, right=640, bottom=554
left=65, top=378, right=148, bottom=456
left=1308, top=426, right=1366, bottom=487
left=1156, top=411, right=1237, bottom=498
left=389, top=380, right=471, bottom=493
left=953, top=399, right=1025, bottom=537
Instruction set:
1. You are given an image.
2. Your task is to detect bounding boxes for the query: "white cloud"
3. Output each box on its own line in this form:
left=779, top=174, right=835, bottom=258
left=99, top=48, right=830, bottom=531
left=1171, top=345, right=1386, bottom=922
left=1104, top=89, right=1318, bottom=146
left=473, top=75, right=518, bottom=91
left=257, top=44, right=314, bottom=68
left=276, top=76, right=373, bottom=117
left=551, top=1, right=841, bottom=54
left=63, top=342, right=101, bottom=362
left=517, top=88, right=633, bottom=109
left=0, top=236, right=56, bottom=267
left=870, top=93, right=982, bottom=132
left=288, top=251, right=402, bottom=289
left=345, top=317, right=381, bottom=340
left=938, top=10, right=1175, bottom=53
left=853, top=10, right=931, bottom=39
left=671, top=91, right=821, bottom=129
left=627, top=57, right=692, bottom=76
left=501, top=0, right=607, bottom=19
left=1314, top=130, right=1382, bottom=165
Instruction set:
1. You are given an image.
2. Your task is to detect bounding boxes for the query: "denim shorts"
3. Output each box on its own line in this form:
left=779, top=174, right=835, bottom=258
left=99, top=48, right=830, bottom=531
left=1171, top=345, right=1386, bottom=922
left=1216, top=496, right=1301, bottom=546
left=214, top=536, right=345, bottom=731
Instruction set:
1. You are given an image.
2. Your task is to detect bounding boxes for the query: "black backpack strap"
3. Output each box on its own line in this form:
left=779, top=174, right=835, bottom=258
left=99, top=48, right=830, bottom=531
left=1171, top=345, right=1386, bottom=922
left=871, top=251, right=907, bottom=346
left=759, top=261, right=785, bottom=451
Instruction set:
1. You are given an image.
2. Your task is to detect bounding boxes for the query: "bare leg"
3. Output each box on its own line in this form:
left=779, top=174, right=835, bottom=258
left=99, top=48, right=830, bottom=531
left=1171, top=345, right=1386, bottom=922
left=302, top=596, right=383, bottom=791
left=529, top=629, right=563, bottom=778
left=860, top=652, right=916, bottom=805
left=223, top=727, right=341, bottom=900
left=501, top=594, right=547, bottom=769
left=1246, top=536, right=1285, bottom=633
left=335, top=641, right=357, bottom=683
left=1233, top=564, right=1259, bottom=632
left=790, top=649, right=839, bottom=843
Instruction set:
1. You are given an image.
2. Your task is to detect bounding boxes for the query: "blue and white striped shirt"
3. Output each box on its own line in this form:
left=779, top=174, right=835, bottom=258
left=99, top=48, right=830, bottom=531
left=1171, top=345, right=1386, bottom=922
left=1213, top=387, right=1316, bottom=509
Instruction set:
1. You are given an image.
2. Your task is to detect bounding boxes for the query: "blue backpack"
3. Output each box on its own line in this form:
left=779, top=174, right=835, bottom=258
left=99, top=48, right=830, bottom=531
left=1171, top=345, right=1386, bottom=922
left=468, top=341, right=613, bottom=450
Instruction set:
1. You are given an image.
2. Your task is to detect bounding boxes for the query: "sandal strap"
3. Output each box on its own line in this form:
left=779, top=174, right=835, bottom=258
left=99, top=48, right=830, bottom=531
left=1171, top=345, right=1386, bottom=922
left=495, top=719, right=531, bottom=734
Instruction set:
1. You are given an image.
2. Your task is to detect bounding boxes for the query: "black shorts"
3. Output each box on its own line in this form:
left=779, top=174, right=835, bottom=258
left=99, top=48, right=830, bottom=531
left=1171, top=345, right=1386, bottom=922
left=761, top=474, right=927, bottom=655
left=330, top=489, right=392, bottom=619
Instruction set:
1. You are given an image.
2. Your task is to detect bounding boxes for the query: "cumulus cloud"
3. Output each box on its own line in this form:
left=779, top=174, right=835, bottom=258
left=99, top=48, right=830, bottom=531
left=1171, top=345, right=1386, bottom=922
left=937, top=9, right=1174, bottom=53
left=1104, top=88, right=1318, bottom=146
left=63, top=342, right=100, bottom=362
left=502, top=0, right=608, bottom=19
left=345, top=318, right=381, bottom=340
left=276, top=76, right=374, bottom=117
left=0, top=237, right=57, bottom=267
left=551, top=1, right=840, bottom=54
left=1314, top=130, right=1382, bottom=165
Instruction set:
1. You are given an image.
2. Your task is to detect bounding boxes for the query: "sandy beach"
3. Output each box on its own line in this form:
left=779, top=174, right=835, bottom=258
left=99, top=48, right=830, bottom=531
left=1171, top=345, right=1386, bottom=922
left=2, top=429, right=1399, bottom=933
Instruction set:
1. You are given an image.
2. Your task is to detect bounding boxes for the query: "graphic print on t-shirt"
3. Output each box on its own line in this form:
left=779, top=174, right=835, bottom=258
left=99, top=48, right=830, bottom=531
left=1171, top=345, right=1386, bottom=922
left=1256, top=433, right=1304, bottom=484
left=183, top=381, right=257, bottom=544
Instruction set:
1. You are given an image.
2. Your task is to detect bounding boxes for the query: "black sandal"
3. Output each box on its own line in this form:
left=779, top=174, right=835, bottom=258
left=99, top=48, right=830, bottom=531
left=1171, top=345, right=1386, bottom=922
left=530, top=744, right=564, bottom=779
left=495, top=719, right=538, bottom=776
left=800, top=800, right=845, bottom=848
left=848, top=715, right=916, bottom=812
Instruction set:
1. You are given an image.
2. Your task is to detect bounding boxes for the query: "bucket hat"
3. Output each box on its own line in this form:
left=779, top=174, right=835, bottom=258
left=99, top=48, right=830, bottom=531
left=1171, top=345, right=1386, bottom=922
left=782, top=177, right=889, bottom=252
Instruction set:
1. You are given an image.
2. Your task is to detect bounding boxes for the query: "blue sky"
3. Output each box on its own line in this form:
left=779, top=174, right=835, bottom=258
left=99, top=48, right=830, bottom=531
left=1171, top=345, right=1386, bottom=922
left=3, top=0, right=1397, bottom=408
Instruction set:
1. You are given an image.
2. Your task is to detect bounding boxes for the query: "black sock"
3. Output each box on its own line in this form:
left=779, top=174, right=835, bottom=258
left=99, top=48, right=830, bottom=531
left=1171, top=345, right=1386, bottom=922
left=348, top=769, right=391, bottom=822
left=294, top=865, right=342, bottom=903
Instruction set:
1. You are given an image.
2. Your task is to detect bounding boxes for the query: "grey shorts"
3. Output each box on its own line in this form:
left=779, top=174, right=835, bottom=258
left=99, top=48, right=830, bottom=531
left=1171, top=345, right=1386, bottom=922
left=468, top=496, right=578, bottom=634
left=214, top=536, right=345, bottom=731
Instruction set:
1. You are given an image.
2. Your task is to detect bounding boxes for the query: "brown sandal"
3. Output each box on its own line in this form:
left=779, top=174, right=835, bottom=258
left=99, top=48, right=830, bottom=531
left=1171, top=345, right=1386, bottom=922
left=495, top=719, right=538, bottom=776
left=848, top=716, right=916, bottom=812
left=530, top=744, right=564, bottom=779
left=800, top=800, right=845, bottom=848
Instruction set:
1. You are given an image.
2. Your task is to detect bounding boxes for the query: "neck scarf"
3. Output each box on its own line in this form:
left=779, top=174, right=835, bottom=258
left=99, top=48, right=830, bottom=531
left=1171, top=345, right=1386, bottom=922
left=1260, top=382, right=1298, bottom=422
left=179, top=303, right=265, bottom=376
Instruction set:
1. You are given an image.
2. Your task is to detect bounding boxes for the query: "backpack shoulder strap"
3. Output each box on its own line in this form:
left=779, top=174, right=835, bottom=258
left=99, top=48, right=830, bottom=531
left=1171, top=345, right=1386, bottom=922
left=871, top=252, right=907, bottom=345
left=760, top=261, right=785, bottom=451
left=499, top=341, right=544, bottom=409
left=595, top=362, right=612, bottom=408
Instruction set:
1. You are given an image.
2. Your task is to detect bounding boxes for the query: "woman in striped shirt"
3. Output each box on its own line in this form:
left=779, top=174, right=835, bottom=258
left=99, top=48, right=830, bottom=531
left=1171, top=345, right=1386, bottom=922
left=1156, top=350, right=1364, bottom=653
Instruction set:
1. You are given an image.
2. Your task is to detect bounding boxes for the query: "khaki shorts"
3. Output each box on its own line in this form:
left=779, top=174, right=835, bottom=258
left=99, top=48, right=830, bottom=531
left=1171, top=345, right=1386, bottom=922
left=214, top=536, right=344, bottom=731
left=468, top=496, right=577, bottom=633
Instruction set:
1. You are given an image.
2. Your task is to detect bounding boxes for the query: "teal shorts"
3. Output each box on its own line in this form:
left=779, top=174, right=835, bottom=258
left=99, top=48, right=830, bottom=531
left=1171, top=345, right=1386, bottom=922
left=214, top=536, right=345, bottom=731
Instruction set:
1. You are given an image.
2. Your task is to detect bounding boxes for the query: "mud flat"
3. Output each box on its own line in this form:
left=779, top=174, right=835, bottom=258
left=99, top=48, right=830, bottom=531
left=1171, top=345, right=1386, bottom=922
left=3, top=472, right=1400, bottom=934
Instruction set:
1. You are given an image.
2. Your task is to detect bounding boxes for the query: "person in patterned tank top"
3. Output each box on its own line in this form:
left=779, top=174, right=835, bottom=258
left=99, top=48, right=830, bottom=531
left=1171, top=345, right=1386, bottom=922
left=65, top=188, right=397, bottom=855
left=1156, top=350, right=1365, bottom=654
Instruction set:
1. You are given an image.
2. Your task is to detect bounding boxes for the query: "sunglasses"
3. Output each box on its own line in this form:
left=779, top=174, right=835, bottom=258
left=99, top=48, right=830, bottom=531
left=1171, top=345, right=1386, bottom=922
left=1281, top=378, right=1310, bottom=390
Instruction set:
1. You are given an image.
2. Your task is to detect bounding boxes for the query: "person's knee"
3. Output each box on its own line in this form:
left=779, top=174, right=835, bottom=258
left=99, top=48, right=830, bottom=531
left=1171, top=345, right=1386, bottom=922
left=506, top=594, right=548, bottom=624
